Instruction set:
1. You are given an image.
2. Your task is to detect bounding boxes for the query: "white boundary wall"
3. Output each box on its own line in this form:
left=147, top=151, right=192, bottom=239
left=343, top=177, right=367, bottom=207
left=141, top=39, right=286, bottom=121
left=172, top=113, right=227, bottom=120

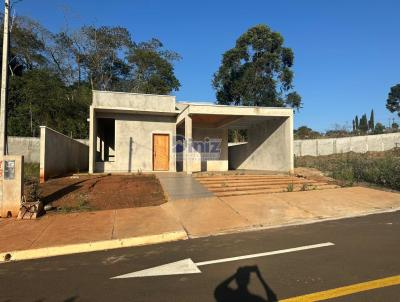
left=40, top=127, right=89, bottom=182
left=294, top=133, right=400, bottom=157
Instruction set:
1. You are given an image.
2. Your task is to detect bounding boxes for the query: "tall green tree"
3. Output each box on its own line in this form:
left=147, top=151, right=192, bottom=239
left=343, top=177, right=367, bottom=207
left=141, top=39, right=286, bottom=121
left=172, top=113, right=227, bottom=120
left=212, top=24, right=301, bottom=109
left=124, top=38, right=180, bottom=94
left=355, top=115, right=359, bottom=130
left=386, top=84, right=400, bottom=117
left=359, top=114, right=369, bottom=133
left=368, top=109, right=375, bottom=131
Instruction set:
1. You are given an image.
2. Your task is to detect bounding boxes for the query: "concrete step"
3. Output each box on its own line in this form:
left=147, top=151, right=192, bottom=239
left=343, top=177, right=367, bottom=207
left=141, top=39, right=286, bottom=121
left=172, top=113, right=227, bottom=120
left=194, top=174, right=290, bottom=180
left=198, top=178, right=316, bottom=186
left=195, top=175, right=296, bottom=181
left=208, top=182, right=330, bottom=193
left=215, top=184, right=340, bottom=197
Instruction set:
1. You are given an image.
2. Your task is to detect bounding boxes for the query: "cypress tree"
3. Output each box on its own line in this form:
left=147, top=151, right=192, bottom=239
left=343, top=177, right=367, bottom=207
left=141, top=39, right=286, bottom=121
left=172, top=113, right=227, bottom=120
left=369, top=109, right=375, bottom=131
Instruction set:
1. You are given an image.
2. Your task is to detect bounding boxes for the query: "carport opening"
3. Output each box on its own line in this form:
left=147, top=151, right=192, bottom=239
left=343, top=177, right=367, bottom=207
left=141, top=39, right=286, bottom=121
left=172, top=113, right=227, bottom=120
left=96, top=118, right=115, bottom=162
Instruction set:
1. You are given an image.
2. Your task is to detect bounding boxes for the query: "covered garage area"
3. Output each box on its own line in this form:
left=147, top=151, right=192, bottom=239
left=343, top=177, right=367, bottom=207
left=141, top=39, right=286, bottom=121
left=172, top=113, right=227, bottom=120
left=175, top=103, right=294, bottom=174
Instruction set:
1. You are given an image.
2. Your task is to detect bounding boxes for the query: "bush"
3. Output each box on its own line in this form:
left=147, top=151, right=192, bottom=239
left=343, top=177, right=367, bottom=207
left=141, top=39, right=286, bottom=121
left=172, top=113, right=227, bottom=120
left=295, top=150, right=400, bottom=191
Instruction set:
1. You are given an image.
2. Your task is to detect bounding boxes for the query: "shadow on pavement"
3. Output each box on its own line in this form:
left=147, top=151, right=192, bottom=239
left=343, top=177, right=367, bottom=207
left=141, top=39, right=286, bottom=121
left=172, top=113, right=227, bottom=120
left=214, top=266, right=277, bottom=302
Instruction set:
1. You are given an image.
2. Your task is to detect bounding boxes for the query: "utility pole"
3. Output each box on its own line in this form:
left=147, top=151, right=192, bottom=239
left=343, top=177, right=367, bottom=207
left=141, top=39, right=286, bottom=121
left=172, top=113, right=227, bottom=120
left=0, top=0, right=9, bottom=155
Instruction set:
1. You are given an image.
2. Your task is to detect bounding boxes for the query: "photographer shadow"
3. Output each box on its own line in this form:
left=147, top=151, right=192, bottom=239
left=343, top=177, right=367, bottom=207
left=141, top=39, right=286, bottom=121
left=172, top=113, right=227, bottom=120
left=214, top=266, right=277, bottom=302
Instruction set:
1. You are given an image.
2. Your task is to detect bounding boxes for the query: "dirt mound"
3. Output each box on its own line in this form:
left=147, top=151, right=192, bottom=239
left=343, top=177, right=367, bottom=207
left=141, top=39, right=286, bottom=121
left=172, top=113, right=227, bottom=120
left=40, top=174, right=167, bottom=213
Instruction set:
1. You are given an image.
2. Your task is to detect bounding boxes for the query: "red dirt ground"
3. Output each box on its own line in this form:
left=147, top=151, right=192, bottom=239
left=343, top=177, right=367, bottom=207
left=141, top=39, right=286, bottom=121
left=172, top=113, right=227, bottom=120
left=39, top=174, right=167, bottom=212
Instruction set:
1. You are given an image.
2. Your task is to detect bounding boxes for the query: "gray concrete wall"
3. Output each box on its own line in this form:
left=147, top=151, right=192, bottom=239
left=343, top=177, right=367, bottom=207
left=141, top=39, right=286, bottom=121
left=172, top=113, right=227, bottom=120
left=92, top=90, right=176, bottom=113
left=94, top=112, right=176, bottom=173
left=294, top=132, right=400, bottom=156
left=40, top=126, right=89, bottom=182
left=228, top=116, right=293, bottom=172
left=5, top=136, right=88, bottom=164
left=7, top=136, right=39, bottom=163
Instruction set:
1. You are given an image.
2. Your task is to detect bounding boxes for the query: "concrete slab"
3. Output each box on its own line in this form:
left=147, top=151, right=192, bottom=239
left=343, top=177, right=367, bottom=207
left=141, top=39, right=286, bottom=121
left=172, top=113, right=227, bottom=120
left=0, top=216, right=54, bottom=253
left=162, top=197, right=251, bottom=237
left=221, top=187, right=400, bottom=226
left=220, top=194, right=315, bottom=226
left=113, top=207, right=185, bottom=239
left=157, top=173, right=214, bottom=201
left=276, top=187, right=400, bottom=219
left=30, top=210, right=114, bottom=249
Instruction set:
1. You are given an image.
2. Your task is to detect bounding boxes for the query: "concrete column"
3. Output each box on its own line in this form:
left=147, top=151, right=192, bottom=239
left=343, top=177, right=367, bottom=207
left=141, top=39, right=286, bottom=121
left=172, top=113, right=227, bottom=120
left=89, top=106, right=96, bottom=173
left=288, top=113, right=294, bottom=173
left=184, top=115, right=192, bottom=174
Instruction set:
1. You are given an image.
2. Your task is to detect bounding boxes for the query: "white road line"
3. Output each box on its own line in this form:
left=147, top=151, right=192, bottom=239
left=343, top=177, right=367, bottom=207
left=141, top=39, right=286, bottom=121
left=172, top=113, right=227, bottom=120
left=111, top=242, right=335, bottom=279
left=195, top=242, right=335, bottom=266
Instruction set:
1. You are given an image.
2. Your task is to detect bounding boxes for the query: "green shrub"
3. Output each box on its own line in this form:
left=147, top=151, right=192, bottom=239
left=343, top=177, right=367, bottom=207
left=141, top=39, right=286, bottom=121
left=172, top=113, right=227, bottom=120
left=295, top=150, right=400, bottom=191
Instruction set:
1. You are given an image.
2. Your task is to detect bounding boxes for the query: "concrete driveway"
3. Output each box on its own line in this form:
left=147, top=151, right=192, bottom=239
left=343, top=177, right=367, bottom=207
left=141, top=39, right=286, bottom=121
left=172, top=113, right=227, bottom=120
left=162, top=187, right=400, bottom=237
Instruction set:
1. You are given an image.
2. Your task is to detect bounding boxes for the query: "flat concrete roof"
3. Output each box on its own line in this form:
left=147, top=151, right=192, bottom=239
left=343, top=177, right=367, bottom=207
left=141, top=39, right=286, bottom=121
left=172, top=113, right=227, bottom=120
left=91, top=91, right=293, bottom=119
left=179, top=102, right=293, bottom=117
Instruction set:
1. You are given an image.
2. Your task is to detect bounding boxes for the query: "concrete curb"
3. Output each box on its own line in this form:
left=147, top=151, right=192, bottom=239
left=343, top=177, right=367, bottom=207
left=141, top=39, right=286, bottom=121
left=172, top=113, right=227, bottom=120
left=188, top=207, right=400, bottom=239
left=0, top=230, right=188, bottom=264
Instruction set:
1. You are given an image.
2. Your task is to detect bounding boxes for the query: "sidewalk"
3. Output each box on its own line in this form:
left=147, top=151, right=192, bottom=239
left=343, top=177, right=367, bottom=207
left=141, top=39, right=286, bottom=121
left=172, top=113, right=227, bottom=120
left=1, top=186, right=400, bottom=262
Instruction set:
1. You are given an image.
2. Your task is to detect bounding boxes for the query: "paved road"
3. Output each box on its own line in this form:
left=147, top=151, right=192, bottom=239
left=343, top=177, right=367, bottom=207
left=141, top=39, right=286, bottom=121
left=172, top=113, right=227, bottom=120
left=1, top=211, right=400, bottom=301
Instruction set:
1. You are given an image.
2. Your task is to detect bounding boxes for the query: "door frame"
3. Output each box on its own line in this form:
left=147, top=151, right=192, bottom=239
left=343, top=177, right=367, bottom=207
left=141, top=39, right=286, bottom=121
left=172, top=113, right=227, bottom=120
left=152, top=133, right=170, bottom=171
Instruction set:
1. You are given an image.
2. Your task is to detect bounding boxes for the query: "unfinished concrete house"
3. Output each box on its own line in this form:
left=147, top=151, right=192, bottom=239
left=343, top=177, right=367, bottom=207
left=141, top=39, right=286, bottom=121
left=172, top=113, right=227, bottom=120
left=89, top=91, right=294, bottom=174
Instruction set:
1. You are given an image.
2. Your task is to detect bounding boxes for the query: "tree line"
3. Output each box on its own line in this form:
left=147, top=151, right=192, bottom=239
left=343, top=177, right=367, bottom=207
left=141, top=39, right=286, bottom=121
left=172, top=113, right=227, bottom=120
left=1, top=19, right=302, bottom=140
left=1, top=15, right=181, bottom=138
left=351, top=109, right=387, bottom=134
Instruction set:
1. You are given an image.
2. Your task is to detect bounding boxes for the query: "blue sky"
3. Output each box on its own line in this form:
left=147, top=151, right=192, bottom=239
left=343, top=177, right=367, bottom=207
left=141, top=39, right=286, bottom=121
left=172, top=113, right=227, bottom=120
left=7, top=0, right=400, bottom=131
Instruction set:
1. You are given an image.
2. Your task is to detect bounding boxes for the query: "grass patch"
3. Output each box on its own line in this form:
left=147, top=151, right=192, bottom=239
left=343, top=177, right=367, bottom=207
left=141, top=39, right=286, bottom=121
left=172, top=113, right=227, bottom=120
left=295, top=149, right=400, bottom=190
left=57, top=193, right=92, bottom=213
left=24, top=163, right=39, bottom=182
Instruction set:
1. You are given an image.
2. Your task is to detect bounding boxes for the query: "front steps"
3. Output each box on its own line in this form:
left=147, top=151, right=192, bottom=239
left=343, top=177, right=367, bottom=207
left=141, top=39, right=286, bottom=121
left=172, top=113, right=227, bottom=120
left=194, top=174, right=339, bottom=197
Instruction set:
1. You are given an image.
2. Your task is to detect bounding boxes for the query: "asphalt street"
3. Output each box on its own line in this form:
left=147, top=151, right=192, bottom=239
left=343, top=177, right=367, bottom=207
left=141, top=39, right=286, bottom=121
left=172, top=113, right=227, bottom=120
left=1, top=211, right=399, bottom=301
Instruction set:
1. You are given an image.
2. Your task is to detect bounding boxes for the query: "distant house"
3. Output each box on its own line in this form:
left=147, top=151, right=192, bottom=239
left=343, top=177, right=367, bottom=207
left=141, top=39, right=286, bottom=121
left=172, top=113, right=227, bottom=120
left=89, top=91, right=294, bottom=174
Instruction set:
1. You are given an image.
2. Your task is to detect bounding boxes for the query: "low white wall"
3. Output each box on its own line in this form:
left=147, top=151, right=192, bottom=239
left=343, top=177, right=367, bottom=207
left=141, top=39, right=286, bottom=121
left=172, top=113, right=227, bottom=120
left=40, top=126, right=89, bottom=182
left=294, top=133, right=400, bottom=157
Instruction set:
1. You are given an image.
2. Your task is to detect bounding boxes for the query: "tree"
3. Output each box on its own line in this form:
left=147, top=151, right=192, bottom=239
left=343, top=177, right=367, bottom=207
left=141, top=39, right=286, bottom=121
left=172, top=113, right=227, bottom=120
left=374, top=122, right=385, bottom=134
left=294, top=126, right=321, bottom=139
left=7, top=69, right=90, bottom=138
left=2, top=15, right=182, bottom=138
left=212, top=24, right=301, bottom=109
left=386, top=84, right=400, bottom=117
left=124, top=38, right=181, bottom=94
left=392, top=122, right=399, bottom=130
left=355, top=115, right=359, bottom=130
left=368, top=109, right=375, bottom=131
left=352, top=119, right=356, bottom=132
left=359, top=114, right=368, bottom=133
left=69, top=26, right=133, bottom=90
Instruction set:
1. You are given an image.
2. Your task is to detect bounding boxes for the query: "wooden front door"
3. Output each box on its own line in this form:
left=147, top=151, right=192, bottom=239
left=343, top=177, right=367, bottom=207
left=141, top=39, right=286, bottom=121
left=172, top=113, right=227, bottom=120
left=153, top=134, right=170, bottom=171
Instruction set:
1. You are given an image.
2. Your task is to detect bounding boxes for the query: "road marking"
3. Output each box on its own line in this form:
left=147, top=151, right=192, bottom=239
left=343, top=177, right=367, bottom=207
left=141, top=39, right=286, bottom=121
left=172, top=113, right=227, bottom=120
left=280, top=275, right=400, bottom=302
left=196, top=242, right=334, bottom=266
left=111, top=242, right=334, bottom=279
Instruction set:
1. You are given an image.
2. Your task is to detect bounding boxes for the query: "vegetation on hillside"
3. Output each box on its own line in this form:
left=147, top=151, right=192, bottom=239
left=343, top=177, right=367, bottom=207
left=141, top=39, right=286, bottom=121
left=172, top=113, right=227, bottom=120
left=295, top=149, right=400, bottom=190
left=1, top=15, right=181, bottom=138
